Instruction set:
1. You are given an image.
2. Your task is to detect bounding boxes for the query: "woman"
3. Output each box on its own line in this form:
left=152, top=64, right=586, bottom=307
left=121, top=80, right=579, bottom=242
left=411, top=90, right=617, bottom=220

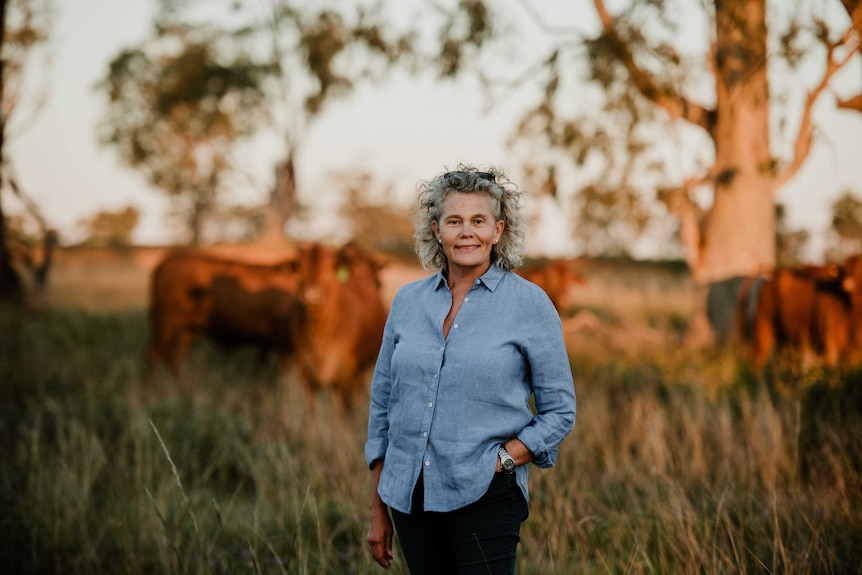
left=365, top=165, right=576, bottom=574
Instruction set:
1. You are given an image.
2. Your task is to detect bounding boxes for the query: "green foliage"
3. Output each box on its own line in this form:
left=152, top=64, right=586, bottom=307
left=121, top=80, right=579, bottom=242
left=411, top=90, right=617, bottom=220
left=436, top=0, right=493, bottom=77
left=775, top=201, right=810, bottom=266
left=78, top=205, right=140, bottom=247
left=1, top=0, right=54, bottom=121
left=96, top=0, right=414, bottom=243
left=2, top=303, right=861, bottom=574
left=571, top=182, right=653, bottom=258
left=265, top=2, right=413, bottom=117
left=96, top=24, right=271, bottom=245
left=825, top=190, right=862, bottom=262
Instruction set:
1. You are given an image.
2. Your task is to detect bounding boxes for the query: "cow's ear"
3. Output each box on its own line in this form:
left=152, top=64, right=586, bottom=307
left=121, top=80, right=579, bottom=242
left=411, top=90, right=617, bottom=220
left=371, top=252, right=389, bottom=272
left=843, top=277, right=856, bottom=293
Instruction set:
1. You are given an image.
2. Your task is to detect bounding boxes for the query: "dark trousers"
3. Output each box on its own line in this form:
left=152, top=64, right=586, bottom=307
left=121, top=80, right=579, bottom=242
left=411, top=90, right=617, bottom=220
left=390, top=472, right=528, bottom=575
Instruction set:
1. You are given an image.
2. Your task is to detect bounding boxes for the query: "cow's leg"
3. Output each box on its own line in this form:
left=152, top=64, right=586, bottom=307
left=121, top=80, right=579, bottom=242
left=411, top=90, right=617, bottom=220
left=299, top=377, right=318, bottom=420
left=146, top=318, right=178, bottom=374
left=145, top=312, right=167, bottom=368
left=145, top=338, right=163, bottom=369
left=167, top=329, right=195, bottom=377
left=338, top=383, right=357, bottom=414
left=753, top=320, right=774, bottom=372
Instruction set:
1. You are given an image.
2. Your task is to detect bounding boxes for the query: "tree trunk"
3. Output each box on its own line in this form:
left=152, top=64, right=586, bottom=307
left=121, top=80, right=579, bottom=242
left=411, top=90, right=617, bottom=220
left=697, top=0, right=775, bottom=284
left=188, top=198, right=204, bottom=246
left=261, top=152, right=296, bottom=242
left=0, top=0, right=24, bottom=305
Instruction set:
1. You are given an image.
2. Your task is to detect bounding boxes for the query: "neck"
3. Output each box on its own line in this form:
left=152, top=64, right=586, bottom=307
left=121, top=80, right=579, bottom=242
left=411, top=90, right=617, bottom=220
left=446, top=261, right=492, bottom=289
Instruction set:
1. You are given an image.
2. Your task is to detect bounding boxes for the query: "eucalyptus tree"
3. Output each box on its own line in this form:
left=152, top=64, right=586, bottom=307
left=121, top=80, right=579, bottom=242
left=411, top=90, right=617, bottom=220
left=0, top=0, right=52, bottom=304
left=441, top=0, right=861, bottom=282
left=230, top=0, right=413, bottom=239
left=97, top=23, right=272, bottom=245
left=100, top=0, right=413, bottom=244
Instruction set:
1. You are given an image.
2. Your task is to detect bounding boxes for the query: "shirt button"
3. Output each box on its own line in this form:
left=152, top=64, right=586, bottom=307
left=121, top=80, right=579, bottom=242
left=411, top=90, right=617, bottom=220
left=422, top=431, right=427, bottom=437
left=428, top=402, right=433, bottom=408
left=453, top=323, right=458, bottom=329
left=424, top=461, right=430, bottom=467
left=464, top=297, right=469, bottom=302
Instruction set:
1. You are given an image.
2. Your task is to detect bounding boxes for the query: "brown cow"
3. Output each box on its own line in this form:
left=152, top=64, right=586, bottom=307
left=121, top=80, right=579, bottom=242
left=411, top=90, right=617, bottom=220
left=146, top=251, right=303, bottom=374
left=292, top=240, right=388, bottom=410
left=737, top=264, right=854, bottom=370
left=516, top=259, right=587, bottom=314
left=841, top=254, right=862, bottom=361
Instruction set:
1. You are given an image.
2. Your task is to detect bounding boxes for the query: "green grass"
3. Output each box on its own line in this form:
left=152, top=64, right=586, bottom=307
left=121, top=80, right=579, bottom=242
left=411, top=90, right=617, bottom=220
left=1, top=306, right=861, bottom=574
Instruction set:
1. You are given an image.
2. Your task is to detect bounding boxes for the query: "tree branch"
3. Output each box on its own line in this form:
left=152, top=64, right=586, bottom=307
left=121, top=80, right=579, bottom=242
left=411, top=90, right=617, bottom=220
left=592, top=0, right=715, bottom=135
left=514, top=0, right=581, bottom=36
left=841, top=0, right=862, bottom=42
left=659, top=175, right=710, bottom=282
left=837, top=93, right=862, bottom=112
left=775, top=25, right=860, bottom=189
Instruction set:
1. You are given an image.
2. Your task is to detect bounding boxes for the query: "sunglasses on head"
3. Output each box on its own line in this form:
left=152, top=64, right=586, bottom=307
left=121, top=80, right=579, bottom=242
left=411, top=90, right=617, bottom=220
left=443, top=171, right=495, bottom=183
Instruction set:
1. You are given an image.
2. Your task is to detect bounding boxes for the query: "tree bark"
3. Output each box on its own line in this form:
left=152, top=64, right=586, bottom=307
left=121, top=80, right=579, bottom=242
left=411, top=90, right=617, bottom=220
left=595, top=0, right=778, bottom=283
left=700, top=0, right=775, bottom=283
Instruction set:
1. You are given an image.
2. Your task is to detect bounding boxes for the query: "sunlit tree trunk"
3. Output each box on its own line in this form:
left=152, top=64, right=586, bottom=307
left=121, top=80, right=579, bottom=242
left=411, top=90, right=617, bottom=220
left=700, top=0, right=775, bottom=283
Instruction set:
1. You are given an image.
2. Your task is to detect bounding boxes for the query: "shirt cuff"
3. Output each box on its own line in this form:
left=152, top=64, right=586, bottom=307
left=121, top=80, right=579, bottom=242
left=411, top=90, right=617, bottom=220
left=365, top=439, right=387, bottom=469
left=518, top=427, right=557, bottom=468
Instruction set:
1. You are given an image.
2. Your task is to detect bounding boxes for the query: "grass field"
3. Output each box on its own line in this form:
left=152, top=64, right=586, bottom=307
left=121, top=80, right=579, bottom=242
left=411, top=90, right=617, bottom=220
left=1, top=248, right=861, bottom=574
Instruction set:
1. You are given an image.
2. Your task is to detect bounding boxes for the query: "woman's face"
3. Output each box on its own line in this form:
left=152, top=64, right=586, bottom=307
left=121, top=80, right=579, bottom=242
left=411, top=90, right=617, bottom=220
left=432, top=192, right=504, bottom=276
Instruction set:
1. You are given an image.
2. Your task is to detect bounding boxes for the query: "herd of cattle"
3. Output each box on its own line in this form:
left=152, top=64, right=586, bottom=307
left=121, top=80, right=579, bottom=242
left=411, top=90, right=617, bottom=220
left=145, top=241, right=860, bottom=408
left=709, top=255, right=862, bottom=371
left=146, top=242, right=586, bottom=409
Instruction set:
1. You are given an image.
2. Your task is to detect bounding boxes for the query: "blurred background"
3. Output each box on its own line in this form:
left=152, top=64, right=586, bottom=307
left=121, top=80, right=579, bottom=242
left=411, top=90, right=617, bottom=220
left=2, top=1, right=862, bottom=574
left=4, top=0, right=861, bottom=266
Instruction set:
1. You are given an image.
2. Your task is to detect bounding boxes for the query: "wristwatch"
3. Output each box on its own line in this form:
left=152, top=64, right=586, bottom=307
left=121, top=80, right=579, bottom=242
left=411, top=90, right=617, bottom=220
left=498, top=445, right=515, bottom=474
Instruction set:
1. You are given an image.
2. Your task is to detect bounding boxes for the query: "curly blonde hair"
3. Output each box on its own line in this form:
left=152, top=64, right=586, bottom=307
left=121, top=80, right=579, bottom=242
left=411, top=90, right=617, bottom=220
left=413, top=164, right=527, bottom=271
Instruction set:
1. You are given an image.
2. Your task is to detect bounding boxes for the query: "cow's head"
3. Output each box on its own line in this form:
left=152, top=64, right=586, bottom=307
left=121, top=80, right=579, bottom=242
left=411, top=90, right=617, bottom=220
left=297, top=240, right=386, bottom=308
left=338, top=240, right=387, bottom=287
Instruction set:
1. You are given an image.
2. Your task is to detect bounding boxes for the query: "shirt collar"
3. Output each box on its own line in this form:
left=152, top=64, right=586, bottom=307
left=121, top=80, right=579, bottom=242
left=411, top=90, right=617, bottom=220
left=434, top=263, right=506, bottom=292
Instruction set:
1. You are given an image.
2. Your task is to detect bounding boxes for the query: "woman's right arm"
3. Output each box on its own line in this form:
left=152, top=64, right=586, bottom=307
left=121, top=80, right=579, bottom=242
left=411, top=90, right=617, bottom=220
left=366, top=296, right=399, bottom=568
left=367, top=459, right=393, bottom=568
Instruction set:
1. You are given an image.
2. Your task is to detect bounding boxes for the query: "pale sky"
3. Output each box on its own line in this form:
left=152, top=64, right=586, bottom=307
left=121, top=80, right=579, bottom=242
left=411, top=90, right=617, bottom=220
left=7, top=0, right=862, bottom=261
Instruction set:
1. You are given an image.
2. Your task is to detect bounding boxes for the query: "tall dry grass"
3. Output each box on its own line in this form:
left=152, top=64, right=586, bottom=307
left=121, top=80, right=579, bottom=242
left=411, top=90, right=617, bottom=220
left=1, top=252, right=860, bottom=574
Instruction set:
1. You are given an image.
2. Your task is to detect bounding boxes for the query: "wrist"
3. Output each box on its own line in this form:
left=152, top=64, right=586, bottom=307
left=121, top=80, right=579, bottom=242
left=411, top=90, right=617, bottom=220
left=498, top=445, right=516, bottom=474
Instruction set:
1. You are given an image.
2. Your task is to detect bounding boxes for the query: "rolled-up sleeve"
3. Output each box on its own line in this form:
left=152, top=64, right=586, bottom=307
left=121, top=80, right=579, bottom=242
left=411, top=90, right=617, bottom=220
left=516, top=293, right=576, bottom=468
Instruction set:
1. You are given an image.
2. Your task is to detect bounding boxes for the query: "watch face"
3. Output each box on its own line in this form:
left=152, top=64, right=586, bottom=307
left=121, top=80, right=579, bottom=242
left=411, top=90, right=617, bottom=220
left=502, top=458, right=515, bottom=471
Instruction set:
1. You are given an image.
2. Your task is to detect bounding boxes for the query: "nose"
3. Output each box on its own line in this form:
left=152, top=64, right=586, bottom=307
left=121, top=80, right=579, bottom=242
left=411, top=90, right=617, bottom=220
left=457, top=221, right=479, bottom=235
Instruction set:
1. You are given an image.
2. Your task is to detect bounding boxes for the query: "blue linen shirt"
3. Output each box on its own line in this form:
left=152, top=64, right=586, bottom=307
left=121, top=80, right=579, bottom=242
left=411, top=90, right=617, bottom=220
left=365, top=263, right=576, bottom=514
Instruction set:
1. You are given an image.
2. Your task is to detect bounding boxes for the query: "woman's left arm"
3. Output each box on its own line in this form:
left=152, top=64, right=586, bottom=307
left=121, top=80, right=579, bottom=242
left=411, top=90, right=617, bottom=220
left=515, top=294, right=577, bottom=468
left=497, top=438, right=534, bottom=471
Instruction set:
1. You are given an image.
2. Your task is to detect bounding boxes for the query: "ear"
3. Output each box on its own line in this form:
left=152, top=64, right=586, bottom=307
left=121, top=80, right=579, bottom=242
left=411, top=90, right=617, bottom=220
left=431, top=220, right=440, bottom=242
left=494, top=220, right=505, bottom=243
